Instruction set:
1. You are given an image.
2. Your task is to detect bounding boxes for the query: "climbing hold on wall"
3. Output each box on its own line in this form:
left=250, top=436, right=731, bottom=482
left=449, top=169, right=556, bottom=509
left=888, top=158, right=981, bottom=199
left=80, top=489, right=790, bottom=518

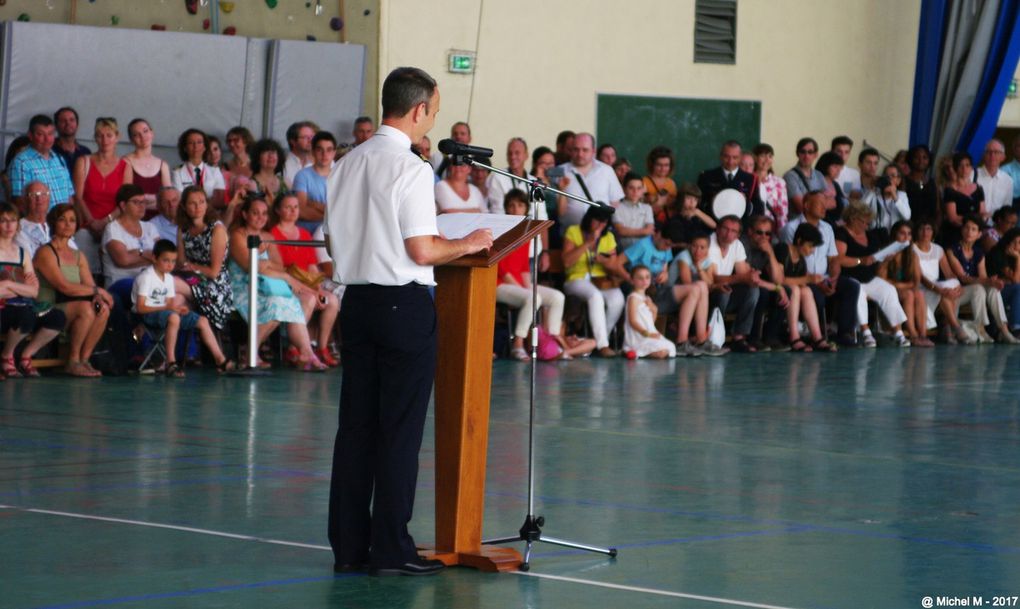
left=219, top=1, right=235, bottom=13
left=17, top=13, right=30, bottom=21
left=265, top=0, right=278, bottom=8
left=223, top=26, right=237, bottom=35
left=363, top=9, right=370, bottom=16
left=185, top=0, right=198, bottom=15
left=151, top=24, right=167, bottom=30
left=110, top=15, right=120, bottom=25
left=329, top=17, right=343, bottom=31
left=203, top=18, right=210, bottom=30
left=306, top=35, right=317, bottom=41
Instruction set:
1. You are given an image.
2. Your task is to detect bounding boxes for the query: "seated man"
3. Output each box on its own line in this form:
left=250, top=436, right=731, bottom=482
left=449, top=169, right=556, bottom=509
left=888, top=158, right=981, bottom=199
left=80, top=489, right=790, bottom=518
left=976, top=139, right=1013, bottom=217
left=782, top=137, right=826, bottom=217
left=779, top=190, right=862, bottom=345
left=555, top=132, right=624, bottom=228
left=9, top=114, right=75, bottom=210
left=351, top=116, right=375, bottom=147
left=741, top=214, right=790, bottom=350
left=707, top=215, right=760, bottom=352
left=831, top=135, right=861, bottom=199
left=293, top=131, right=336, bottom=233
left=697, top=140, right=756, bottom=220
left=150, top=187, right=181, bottom=244
left=16, top=181, right=77, bottom=257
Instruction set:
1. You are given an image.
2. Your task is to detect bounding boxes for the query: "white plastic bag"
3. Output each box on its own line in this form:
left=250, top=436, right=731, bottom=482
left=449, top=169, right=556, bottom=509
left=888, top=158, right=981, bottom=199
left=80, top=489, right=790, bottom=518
left=708, top=307, right=725, bottom=347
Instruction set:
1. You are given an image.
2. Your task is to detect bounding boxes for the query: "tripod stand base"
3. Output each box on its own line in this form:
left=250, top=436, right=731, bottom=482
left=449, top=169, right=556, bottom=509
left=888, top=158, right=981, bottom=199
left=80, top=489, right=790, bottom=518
left=418, top=545, right=522, bottom=572
left=483, top=515, right=617, bottom=571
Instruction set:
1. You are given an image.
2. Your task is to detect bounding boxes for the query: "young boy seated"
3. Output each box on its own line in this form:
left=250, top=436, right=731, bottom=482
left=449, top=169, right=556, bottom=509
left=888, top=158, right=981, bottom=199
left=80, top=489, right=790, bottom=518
left=613, top=173, right=655, bottom=251
left=132, top=239, right=234, bottom=377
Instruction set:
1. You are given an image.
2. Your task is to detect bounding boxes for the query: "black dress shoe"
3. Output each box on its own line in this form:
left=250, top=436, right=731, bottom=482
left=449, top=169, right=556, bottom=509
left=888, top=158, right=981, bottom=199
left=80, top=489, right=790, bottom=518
left=370, top=557, right=446, bottom=577
left=334, top=562, right=368, bottom=573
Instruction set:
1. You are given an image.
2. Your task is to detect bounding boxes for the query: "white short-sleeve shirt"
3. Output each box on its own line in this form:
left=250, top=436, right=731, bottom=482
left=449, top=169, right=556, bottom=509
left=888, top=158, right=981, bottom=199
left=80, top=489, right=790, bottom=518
left=977, top=167, right=1014, bottom=216
left=324, top=125, right=439, bottom=286
left=708, top=233, right=747, bottom=276
left=171, top=162, right=225, bottom=200
left=131, top=265, right=176, bottom=311
left=557, top=160, right=625, bottom=227
left=102, top=219, right=163, bottom=286
left=435, top=179, right=487, bottom=214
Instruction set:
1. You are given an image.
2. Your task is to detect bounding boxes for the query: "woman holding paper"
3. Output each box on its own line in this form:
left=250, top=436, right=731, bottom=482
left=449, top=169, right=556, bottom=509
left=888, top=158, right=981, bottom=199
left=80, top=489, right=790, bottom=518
left=913, top=218, right=972, bottom=344
left=948, top=216, right=1020, bottom=343
left=835, top=202, right=910, bottom=347
left=878, top=221, right=935, bottom=346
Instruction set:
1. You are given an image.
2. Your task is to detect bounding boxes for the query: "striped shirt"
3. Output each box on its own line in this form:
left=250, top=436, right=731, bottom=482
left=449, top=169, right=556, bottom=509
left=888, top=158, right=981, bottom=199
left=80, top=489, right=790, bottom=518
left=9, top=147, right=74, bottom=206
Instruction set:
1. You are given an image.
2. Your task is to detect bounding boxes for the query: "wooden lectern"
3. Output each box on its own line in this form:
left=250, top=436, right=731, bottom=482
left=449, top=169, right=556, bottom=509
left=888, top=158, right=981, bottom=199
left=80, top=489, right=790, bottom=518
left=423, top=218, right=552, bottom=572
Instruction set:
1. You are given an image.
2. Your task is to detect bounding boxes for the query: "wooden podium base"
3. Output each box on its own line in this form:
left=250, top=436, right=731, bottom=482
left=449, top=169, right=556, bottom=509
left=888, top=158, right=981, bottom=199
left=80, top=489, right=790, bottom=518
left=419, top=546, right=522, bottom=572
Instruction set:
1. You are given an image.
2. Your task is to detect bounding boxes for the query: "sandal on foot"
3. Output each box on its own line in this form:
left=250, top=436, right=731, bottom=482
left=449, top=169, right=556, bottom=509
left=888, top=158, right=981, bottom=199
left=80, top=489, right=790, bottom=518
left=510, top=347, right=530, bottom=361
left=65, top=361, right=96, bottom=378
left=728, top=338, right=756, bottom=353
left=790, top=338, right=813, bottom=352
left=315, top=347, right=340, bottom=367
left=300, top=354, right=328, bottom=372
left=2, top=356, right=21, bottom=378
left=18, top=357, right=40, bottom=377
left=165, top=362, right=185, bottom=378
left=216, top=359, right=237, bottom=374
left=811, top=338, right=838, bottom=352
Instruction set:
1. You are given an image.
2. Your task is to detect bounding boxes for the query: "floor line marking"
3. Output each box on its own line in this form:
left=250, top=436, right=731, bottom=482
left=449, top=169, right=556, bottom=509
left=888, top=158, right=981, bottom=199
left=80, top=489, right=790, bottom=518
left=0, top=504, right=331, bottom=551
left=1, top=503, right=805, bottom=607
left=513, top=571, right=806, bottom=609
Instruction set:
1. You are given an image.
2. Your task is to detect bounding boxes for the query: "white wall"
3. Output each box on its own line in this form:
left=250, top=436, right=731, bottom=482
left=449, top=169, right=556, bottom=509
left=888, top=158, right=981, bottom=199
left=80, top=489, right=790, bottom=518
left=379, top=0, right=921, bottom=172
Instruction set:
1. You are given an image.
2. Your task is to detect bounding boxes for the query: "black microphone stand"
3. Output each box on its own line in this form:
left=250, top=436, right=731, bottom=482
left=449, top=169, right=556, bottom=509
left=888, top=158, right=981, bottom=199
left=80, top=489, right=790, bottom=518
left=451, top=151, right=617, bottom=571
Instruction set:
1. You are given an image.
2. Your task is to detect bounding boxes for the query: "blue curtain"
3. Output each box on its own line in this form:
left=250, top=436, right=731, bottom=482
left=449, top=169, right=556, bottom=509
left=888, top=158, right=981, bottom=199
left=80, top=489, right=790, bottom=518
left=909, top=0, right=949, bottom=148
left=958, top=0, right=1020, bottom=159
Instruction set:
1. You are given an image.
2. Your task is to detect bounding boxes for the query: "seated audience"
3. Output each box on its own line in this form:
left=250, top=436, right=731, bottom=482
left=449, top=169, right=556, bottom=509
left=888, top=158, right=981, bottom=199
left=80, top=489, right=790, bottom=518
left=292, top=131, right=336, bottom=232
left=227, top=195, right=326, bottom=370
left=643, top=146, right=678, bottom=223
left=556, top=133, right=623, bottom=228
left=987, top=227, right=1020, bottom=336
left=863, top=163, right=911, bottom=239
left=835, top=202, right=910, bottom=348
left=486, top=138, right=533, bottom=214
left=904, top=144, right=938, bottom=224
left=831, top=135, right=861, bottom=199
left=983, top=206, right=1018, bottom=252
left=52, top=107, right=91, bottom=181
left=33, top=204, right=114, bottom=377
left=914, top=218, right=971, bottom=344
left=125, top=118, right=172, bottom=214
left=9, top=115, right=75, bottom=209
left=2, top=136, right=31, bottom=204
left=941, top=152, right=986, bottom=248
left=613, top=157, right=632, bottom=186
left=878, top=221, right=935, bottom=346
left=495, top=190, right=565, bottom=361
left=1002, top=136, right=1020, bottom=207
left=132, top=239, right=234, bottom=377
left=73, top=117, right=132, bottom=276
left=976, top=139, right=1012, bottom=217
left=171, top=129, right=226, bottom=208
left=614, top=173, right=655, bottom=250
left=774, top=223, right=837, bottom=351
left=597, top=143, right=617, bottom=167
left=0, top=203, right=65, bottom=378
left=752, top=143, right=789, bottom=231
left=815, top=151, right=847, bottom=224
left=351, top=116, right=375, bottom=147
left=623, top=265, right=676, bottom=359
left=947, top=215, right=1018, bottom=344
left=698, top=140, right=755, bottom=220
left=742, top=215, right=792, bottom=351
left=224, top=126, right=255, bottom=184
left=708, top=215, right=760, bottom=352
left=101, top=184, right=164, bottom=292
left=662, top=182, right=715, bottom=249
left=435, top=162, right=486, bottom=214
left=561, top=206, right=626, bottom=357
left=282, top=121, right=317, bottom=189
left=783, top=138, right=827, bottom=217
left=16, top=181, right=76, bottom=257
left=270, top=193, right=340, bottom=366
left=674, top=235, right=722, bottom=356
left=176, top=186, right=234, bottom=332
left=249, top=138, right=287, bottom=207
left=150, top=187, right=181, bottom=243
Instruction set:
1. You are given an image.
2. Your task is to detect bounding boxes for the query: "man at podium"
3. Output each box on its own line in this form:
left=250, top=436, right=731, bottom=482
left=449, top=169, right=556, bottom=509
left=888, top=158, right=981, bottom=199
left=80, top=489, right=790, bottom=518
left=324, top=67, right=492, bottom=577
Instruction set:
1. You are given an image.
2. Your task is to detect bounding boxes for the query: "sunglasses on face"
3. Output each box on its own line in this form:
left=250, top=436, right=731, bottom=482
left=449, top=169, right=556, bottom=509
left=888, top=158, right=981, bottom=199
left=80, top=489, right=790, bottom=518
left=753, top=229, right=772, bottom=236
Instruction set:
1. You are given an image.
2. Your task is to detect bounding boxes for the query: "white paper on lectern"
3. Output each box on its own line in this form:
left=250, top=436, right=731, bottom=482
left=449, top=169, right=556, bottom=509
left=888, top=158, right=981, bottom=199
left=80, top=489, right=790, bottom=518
left=872, top=240, right=909, bottom=263
left=436, top=213, right=525, bottom=240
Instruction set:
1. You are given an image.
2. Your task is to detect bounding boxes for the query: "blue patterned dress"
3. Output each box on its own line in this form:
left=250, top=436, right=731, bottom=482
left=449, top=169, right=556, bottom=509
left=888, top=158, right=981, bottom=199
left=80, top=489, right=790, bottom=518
left=228, top=249, right=305, bottom=324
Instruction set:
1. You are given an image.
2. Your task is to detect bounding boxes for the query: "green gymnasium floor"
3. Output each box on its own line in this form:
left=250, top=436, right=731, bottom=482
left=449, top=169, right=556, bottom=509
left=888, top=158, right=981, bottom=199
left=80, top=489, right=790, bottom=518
left=3, top=346, right=1020, bottom=609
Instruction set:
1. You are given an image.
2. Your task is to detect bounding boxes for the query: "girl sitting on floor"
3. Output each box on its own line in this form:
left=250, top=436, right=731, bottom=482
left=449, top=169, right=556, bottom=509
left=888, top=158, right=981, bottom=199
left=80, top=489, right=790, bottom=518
left=623, top=265, right=676, bottom=359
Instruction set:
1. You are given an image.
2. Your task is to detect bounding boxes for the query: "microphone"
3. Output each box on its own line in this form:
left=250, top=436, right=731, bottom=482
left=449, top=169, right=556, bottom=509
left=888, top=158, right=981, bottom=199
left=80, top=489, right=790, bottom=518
left=437, top=139, right=494, bottom=159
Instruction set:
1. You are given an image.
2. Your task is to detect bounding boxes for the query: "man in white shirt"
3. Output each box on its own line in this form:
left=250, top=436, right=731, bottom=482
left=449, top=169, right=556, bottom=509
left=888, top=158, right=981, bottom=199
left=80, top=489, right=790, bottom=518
left=1000, top=135, right=1020, bottom=207
left=830, top=135, right=862, bottom=199
left=16, top=181, right=77, bottom=256
left=325, top=67, right=492, bottom=578
left=149, top=187, right=180, bottom=244
left=282, top=121, right=318, bottom=189
left=556, top=132, right=624, bottom=228
left=352, top=116, right=375, bottom=146
left=707, top=215, right=760, bottom=351
left=976, top=139, right=1014, bottom=217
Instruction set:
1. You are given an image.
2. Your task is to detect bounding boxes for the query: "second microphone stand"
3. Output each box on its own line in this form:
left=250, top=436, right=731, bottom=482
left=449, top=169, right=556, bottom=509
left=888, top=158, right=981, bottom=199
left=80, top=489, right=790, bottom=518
left=453, top=152, right=618, bottom=571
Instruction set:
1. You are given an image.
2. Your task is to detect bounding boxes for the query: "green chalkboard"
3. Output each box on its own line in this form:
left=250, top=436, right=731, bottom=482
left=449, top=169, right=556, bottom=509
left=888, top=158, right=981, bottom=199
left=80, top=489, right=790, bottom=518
left=596, top=94, right=761, bottom=185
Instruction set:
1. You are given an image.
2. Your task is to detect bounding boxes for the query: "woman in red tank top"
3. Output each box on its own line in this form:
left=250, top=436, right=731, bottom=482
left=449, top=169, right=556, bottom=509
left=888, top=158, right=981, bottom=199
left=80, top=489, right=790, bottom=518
left=73, top=118, right=132, bottom=238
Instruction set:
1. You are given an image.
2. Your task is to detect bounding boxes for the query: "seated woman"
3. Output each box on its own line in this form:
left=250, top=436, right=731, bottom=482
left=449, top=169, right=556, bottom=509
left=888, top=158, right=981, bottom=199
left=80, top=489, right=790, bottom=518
left=914, top=218, right=971, bottom=344
left=863, top=164, right=911, bottom=240
left=125, top=118, right=171, bottom=215
left=176, top=186, right=234, bottom=332
left=774, top=223, right=837, bottom=352
left=248, top=138, right=287, bottom=208
left=947, top=215, right=1019, bottom=344
left=227, top=195, right=326, bottom=371
left=987, top=228, right=1020, bottom=337
left=982, top=206, right=1017, bottom=253
left=435, top=162, right=486, bottom=214
left=495, top=190, right=565, bottom=361
left=835, top=202, right=910, bottom=347
left=73, top=117, right=132, bottom=280
left=0, top=203, right=66, bottom=378
left=33, top=203, right=114, bottom=377
left=171, top=128, right=226, bottom=209
left=101, top=184, right=166, bottom=295
left=623, top=265, right=676, bottom=358
left=269, top=192, right=340, bottom=366
left=816, top=151, right=847, bottom=224
left=878, top=221, right=935, bottom=346
left=752, top=143, right=790, bottom=232
left=674, top=234, right=723, bottom=356
left=224, top=126, right=255, bottom=184
left=642, top=146, right=678, bottom=225
left=941, top=151, right=986, bottom=248
left=561, top=206, right=626, bottom=357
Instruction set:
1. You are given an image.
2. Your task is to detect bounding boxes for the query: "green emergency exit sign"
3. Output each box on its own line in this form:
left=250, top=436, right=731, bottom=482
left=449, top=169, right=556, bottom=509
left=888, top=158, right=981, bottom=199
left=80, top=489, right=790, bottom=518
left=448, top=51, right=475, bottom=74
